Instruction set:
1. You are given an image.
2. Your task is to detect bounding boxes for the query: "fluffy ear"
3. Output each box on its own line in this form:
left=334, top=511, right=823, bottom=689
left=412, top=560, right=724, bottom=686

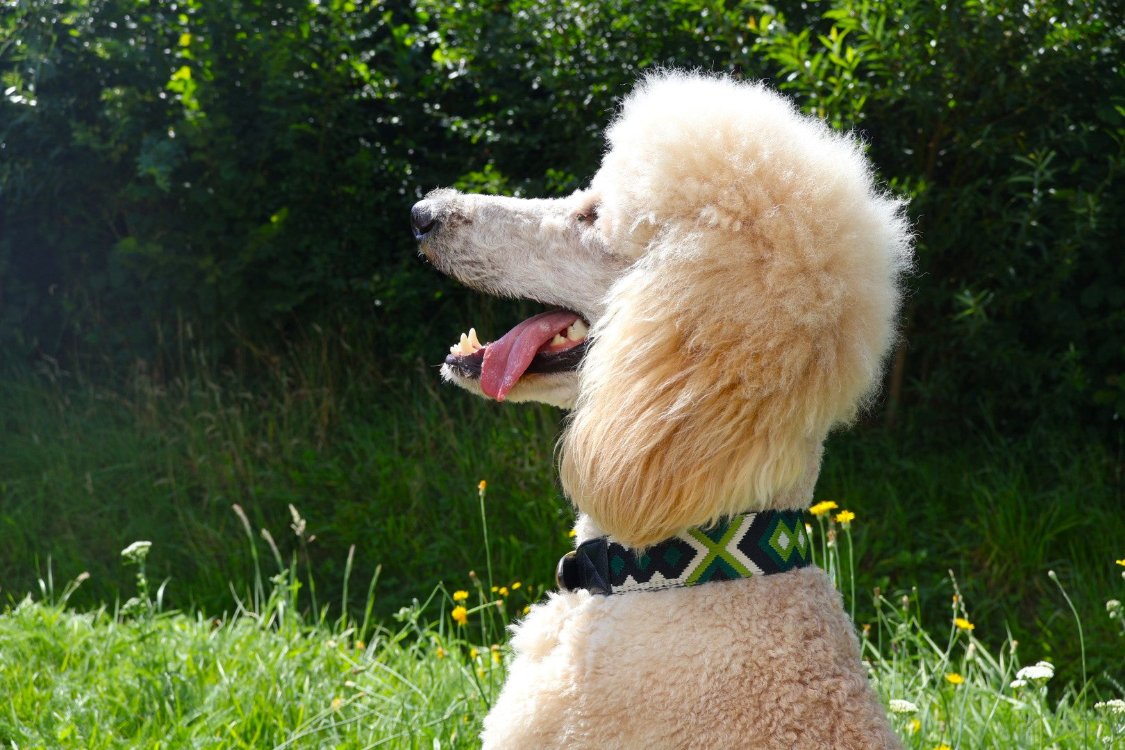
left=558, top=73, right=911, bottom=547
left=559, top=207, right=907, bottom=548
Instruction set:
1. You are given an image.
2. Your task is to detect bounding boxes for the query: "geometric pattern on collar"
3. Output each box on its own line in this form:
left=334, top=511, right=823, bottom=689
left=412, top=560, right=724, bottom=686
left=556, top=509, right=812, bottom=595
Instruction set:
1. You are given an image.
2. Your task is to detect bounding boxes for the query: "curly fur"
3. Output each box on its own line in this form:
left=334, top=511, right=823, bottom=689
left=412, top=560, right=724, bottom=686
left=417, top=70, right=912, bottom=749
left=559, top=73, right=911, bottom=547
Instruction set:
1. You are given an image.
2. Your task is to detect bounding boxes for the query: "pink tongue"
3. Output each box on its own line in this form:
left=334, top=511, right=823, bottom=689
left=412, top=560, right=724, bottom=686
left=481, top=310, right=580, bottom=401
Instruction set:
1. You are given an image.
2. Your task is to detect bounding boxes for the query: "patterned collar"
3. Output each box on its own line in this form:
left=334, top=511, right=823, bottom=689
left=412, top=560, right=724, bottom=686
left=556, top=509, right=812, bottom=595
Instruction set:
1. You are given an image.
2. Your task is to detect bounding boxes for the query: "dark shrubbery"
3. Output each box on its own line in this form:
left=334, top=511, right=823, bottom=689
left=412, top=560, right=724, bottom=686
left=2, top=0, right=1122, bottom=434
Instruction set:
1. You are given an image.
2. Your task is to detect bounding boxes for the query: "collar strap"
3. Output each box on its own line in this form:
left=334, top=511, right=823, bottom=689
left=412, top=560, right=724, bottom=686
left=556, top=509, right=812, bottom=595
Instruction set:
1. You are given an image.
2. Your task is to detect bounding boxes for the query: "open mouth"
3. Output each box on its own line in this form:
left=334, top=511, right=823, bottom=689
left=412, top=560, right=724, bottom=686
left=445, top=310, right=589, bottom=401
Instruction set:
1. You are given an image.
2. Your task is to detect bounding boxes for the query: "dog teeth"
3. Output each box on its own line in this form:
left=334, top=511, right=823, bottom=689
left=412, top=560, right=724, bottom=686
left=450, top=321, right=581, bottom=356
left=566, top=320, right=589, bottom=341
left=450, top=328, right=485, bottom=356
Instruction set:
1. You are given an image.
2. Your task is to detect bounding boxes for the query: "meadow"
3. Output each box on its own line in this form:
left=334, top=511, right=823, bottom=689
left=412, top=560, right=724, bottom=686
left=1, top=334, right=1123, bottom=748
left=1, top=484, right=1121, bottom=748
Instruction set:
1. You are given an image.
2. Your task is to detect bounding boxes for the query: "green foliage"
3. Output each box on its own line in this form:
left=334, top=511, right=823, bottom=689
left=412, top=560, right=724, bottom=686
left=747, top=0, right=1125, bottom=429
left=0, top=0, right=452, bottom=367
left=1, top=0, right=1121, bottom=433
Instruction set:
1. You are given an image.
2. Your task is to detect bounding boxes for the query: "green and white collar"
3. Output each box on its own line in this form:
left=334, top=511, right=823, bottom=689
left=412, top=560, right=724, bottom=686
left=556, top=509, right=812, bottom=595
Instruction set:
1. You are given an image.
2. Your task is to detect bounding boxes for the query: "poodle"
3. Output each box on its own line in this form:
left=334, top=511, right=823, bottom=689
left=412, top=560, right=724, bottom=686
left=411, top=71, right=911, bottom=749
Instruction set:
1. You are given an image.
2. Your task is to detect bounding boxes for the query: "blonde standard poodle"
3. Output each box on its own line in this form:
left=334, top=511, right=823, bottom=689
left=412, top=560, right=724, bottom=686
left=411, top=70, right=912, bottom=749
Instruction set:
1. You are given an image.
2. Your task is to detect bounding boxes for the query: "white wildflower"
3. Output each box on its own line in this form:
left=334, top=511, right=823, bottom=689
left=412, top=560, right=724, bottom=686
left=120, top=596, right=146, bottom=617
left=1015, top=661, right=1054, bottom=682
left=288, top=504, right=306, bottom=537
left=1094, top=699, right=1125, bottom=715
left=1010, top=678, right=1028, bottom=689
left=889, top=699, right=919, bottom=714
left=120, top=540, right=152, bottom=562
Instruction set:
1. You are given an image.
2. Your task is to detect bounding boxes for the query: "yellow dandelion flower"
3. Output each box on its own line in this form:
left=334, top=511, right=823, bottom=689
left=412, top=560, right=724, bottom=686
left=568, top=528, right=577, bottom=538
left=436, top=647, right=446, bottom=659
left=354, top=640, right=365, bottom=651
left=908, top=718, right=921, bottom=734
left=451, top=606, right=468, bottom=626
left=490, top=585, right=499, bottom=593
left=834, top=510, right=856, bottom=525
left=935, top=745, right=952, bottom=750
left=954, top=617, right=974, bottom=631
left=499, top=586, right=509, bottom=597
left=809, top=500, right=838, bottom=516
left=945, top=672, right=964, bottom=685
left=478, top=480, right=487, bottom=491
left=470, top=647, right=479, bottom=659
left=511, top=581, right=522, bottom=590
left=522, top=605, right=531, bottom=615
left=1116, top=559, right=1125, bottom=567
left=453, top=590, right=469, bottom=602
left=476, top=667, right=485, bottom=678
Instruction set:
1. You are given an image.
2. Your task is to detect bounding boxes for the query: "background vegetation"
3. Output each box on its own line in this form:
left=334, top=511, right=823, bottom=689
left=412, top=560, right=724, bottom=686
left=2, top=0, right=1122, bottom=427
left=1, top=0, right=1123, bottom=744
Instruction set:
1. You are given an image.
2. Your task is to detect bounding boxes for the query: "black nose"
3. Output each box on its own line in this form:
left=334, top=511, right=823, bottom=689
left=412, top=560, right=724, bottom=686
left=410, top=201, right=438, bottom=241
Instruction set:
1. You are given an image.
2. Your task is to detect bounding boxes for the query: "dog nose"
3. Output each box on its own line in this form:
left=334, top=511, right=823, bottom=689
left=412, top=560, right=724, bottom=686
left=410, top=201, right=439, bottom=241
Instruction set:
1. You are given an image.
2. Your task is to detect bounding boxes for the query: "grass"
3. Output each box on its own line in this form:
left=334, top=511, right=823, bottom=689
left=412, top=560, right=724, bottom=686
left=1, top=496, right=1121, bottom=749
left=0, top=326, right=1122, bottom=743
left=0, top=563, right=501, bottom=748
left=0, top=346, right=569, bottom=618
left=2, top=335, right=1121, bottom=684
left=815, top=429, right=1125, bottom=685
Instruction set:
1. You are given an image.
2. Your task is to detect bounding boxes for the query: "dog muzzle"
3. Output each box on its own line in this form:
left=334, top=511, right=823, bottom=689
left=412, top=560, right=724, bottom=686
left=556, top=509, right=813, bottom=595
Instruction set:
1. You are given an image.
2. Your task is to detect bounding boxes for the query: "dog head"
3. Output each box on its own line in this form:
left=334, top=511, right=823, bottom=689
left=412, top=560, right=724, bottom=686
left=414, top=71, right=911, bottom=546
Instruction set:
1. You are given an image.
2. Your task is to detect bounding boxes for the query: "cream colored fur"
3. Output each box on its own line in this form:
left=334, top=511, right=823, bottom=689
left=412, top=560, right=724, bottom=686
left=561, top=74, right=910, bottom=546
left=418, top=70, right=911, bottom=749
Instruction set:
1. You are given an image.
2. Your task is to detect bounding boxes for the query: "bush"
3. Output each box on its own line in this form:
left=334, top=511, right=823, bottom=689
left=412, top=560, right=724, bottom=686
left=2, top=0, right=1121, bottom=434
left=749, top=0, right=1125, bottom=430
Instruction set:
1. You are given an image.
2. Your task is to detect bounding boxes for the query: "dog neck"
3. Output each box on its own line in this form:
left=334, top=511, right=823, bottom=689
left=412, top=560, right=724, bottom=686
left=561, top=441, right=825, bottom=594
